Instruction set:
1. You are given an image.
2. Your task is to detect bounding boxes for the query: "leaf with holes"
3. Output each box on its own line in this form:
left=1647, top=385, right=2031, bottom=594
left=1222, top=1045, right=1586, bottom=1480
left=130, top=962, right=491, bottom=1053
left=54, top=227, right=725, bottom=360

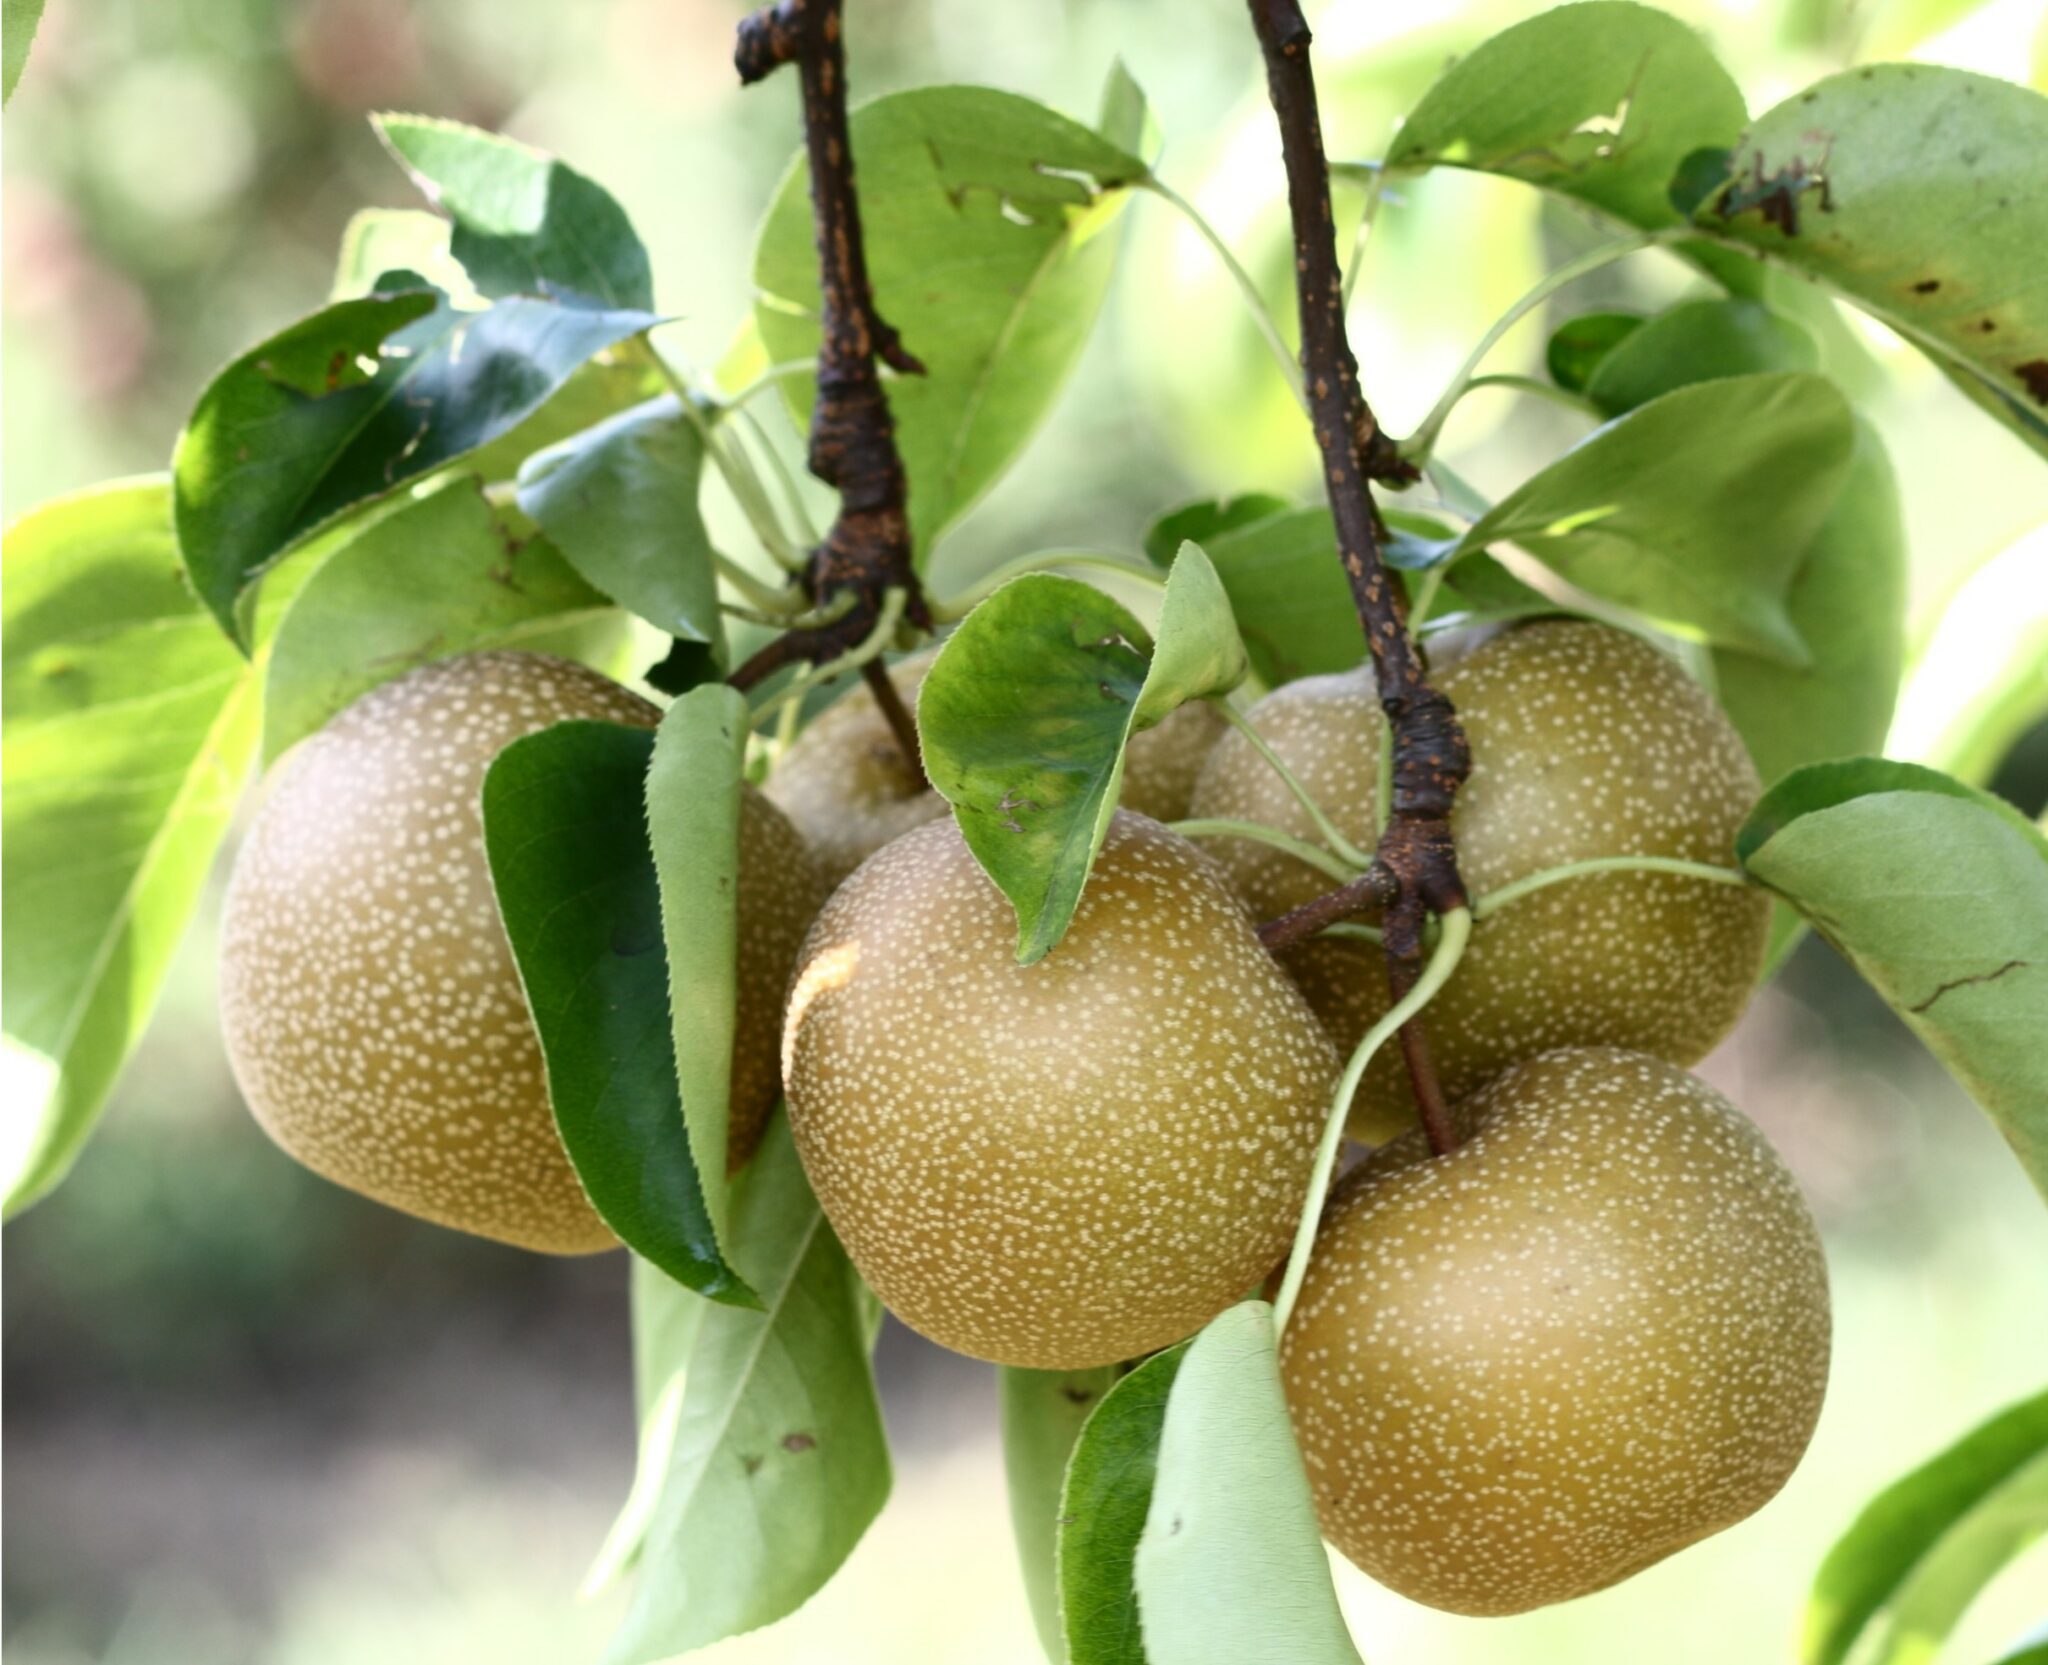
left=481, top=720, right=752, bottom=1304
left=2, top=479, right=260, bottom=1215
left=918, top=543, right=1246, bottom=964
left=1806, top=1389, right=2048, bottom=1665
left=606, top=1115, right=890, bottom=1664
left=376, top=113, right=654, bottom=309
left=1134, top=1303, right=1363, bottom=1665
left=1001, top=1362, right=1119, bottom=1661
left=1694, top=66, right=2048, bottom=459
left=174, top=280, right=655, bottom=644
left=1389, top=1, right=1748, bottom=231
left=756, top=86, right=1146, bottom=556
left=1740, top=760, right=2048, bottom=1198
left=261, top=477, right=625, bottom=763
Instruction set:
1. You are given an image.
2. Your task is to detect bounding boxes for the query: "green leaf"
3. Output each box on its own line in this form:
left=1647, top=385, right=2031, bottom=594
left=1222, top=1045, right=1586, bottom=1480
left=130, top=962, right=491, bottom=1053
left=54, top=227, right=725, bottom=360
left=919, top=544, right=1247, bottom=964
left=1584, top=297, right=1820, bottom=414
left=331, top=206, right=479, bottom=305
left=173, top=281, right=656, bottom=644
left=1546, top=311, right=1644, bottom=394
left=2, top=479, right=259, bottom=1215
left=1141, top=495, right=1291, bottom=570
left=607, top=1115, right=890, bottom=1665
left=481, top=720, right=752, bottom=1304
left=1057, top=1343, right=1190, bottom=1665
left=756, top=87, right=1145, bottom=555
left=1694, top=66, right=2048, bottom=459
left=516, top=393, right=723, bottom=653
left=260, top=477, right=624, bottom=763
left=1133, top=1302, right=1363, bottom=1665
left=3, top=0, right=42, bottom=104
left=1740, top=761, right=2048, bottom=1198
left=645, top=686, right=750, bottom=1234
left=1000, top=1363, right=1119, bottom=1662
left=1458, top=371, right=1856, bottom=662
left=1388, top=1, right=1748, bottom=231
left=1096, top=59, right=1158, bottom=164
left=375, top=114, right=654, bottom=310
left=1806, top=1389, right=2048, bottom=1665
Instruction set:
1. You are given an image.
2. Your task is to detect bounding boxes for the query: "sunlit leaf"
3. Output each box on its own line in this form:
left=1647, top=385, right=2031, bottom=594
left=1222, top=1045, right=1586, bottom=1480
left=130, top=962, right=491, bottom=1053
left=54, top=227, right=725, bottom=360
left=1000, top=1362, right=1119, bottom=1661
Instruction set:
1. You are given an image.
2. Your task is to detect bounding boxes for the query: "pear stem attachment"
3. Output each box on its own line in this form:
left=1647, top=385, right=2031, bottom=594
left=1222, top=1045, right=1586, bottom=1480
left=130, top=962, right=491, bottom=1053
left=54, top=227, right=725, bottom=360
left=1272, top=907, right=1472, bottom=1338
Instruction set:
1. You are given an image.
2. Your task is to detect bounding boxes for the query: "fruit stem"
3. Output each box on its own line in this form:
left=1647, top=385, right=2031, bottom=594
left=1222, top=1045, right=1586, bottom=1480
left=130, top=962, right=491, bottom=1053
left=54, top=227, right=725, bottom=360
left=1243, top=0, right=1471, bottom=1131
left=1170, top=819, right=1360, bottom=884
left=1217, top=704, right=1376, bottom=872
left=729, top=0, right=932, bottom=694
left=861, top=656, right=928, bottom=793
left=1474, top=856, right=1751, bottom=918
left=1271, top=906, right=1472, bottom=1337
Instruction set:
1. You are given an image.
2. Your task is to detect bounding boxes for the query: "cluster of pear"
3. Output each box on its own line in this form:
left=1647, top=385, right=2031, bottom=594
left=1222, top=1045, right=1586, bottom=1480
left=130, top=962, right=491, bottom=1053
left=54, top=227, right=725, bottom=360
left=219, top=616, right=1829, bottom=1616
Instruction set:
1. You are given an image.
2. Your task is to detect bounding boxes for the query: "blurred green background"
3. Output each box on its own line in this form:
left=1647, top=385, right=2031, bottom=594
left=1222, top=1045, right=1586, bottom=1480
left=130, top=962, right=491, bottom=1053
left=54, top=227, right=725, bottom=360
left=6, top=1, right=2048, bottom=1662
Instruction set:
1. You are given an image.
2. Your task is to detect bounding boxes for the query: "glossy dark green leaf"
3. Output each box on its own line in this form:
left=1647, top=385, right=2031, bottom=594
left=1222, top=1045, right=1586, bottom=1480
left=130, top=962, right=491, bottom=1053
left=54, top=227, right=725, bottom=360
left=1458, top=371, right=1856, bottom=662
left=1134, top=1303, right=1363, bottom=1665
left=607, top=1117, right=889, bottom=1664
left=1740, top=761, right=2048, bottom=1197
left=1546, top=311, right=1644, bottom=394
left=1388, top=1, right=1748, bottom=230
left=261, top=477, right=624, bottom=762
left=376, top=114, right=654, bottom=309
left=918, top=544, right=1246, bottom=963
left=1694, top=66, right=2048, bottom=460
left=1806, top=1389, right=2048, bottom=1665
left=481, top=720, right=752, bottom=1304
left=2, top=479, right=259, bottom=1214
left=1000, top=1363, right=1119, bottom=1661
left=645, top=686, right=750, bottom=1232
left=516, top=393, right=723, bottom=653
left=1584, top=297, right=1819, bottom=414
left=1057, top=1344, right=1189, bottom=1665
left=173, top=281, right=655, bottom=643
left=1141, top=494, right=1292, bottom=570
left=4, top=0, right=45, bottom=104
left=756, top=87, right=1145, bottom=555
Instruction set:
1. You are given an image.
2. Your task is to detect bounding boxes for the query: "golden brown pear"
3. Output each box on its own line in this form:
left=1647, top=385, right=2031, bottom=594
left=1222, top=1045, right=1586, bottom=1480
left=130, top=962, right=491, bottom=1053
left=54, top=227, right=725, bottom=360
left=219, top=651, right=821, bottom=1254
left=1281, top=1047, right=1830, bottom=1616
left=766, top=651, right=1228, bottom=891
left=781, top=810, right=1338, bottom=1368
left=1188, top=620, right=1769, bottom=1140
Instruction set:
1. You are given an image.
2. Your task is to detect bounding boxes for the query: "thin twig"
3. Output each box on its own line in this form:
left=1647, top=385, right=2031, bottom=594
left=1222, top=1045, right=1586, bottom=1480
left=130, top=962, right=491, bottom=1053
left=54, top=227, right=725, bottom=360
left=861, top=657, right=927, bottom=790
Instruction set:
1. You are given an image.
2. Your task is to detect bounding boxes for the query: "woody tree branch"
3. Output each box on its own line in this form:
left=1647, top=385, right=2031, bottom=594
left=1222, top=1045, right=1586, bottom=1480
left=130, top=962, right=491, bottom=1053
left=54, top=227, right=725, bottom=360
left=730, top=0, right=929, bottom=777
left=1244, top=0, right=1472, bottom=1155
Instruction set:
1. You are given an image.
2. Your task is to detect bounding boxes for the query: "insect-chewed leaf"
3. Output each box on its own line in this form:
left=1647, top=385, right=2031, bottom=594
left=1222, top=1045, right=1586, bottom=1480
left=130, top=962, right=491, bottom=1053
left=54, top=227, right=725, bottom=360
left=375, top=113, right=655, bottom=310
left=1000, top=1362, right=1120, bottom=1662
left=1805, top=1389, right=2048, bottom=1665
left=918, top=543, right=1246, bottom=964
left=1456, top=371, right=1854, bottom=663
left=173, top=279, right=656, bottom=644
left=1057, top=1342, right=1189, bottom=1665
left=1133, top=1303, right=1363, bottom=1665
left=481, top=719, right=752, bottom=1305
left=755, top=86, right=1147, bottom=556
left=606, top=1116, right=889, bottom=1665
left=516, top=393, right=723, bottom=656
left=1693, top=66, right=2048, bottom=459
left=1, top=478, right=260, bottom=1216
left=1740, top=759, right=2048, bottom=1198
left=261, top=476, right=625, bottom=762
left=1388, top=1, right=1747, bottom=231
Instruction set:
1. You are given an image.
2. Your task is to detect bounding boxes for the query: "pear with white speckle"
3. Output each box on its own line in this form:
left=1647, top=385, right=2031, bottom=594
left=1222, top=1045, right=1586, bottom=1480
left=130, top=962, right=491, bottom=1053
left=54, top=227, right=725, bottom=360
left=768, top=652, right=1228, bottom=891
left=219, top=652, right=823, bottom=1255
left=1281, top=1047, right=1830, bottom=1616
left=1189, top=619, right=1770, bottom=1142
left=781, top=810, right=1339, bottom=1368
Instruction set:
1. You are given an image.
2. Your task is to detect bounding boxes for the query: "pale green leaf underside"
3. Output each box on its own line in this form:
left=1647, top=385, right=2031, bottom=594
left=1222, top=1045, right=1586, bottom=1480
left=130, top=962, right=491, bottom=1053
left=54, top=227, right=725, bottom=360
left=1001, top=1363, right=1119, bottom=1662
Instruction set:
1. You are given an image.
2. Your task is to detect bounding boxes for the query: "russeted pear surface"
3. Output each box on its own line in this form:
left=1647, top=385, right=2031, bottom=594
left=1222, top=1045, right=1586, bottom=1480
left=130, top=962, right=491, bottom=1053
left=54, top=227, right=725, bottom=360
left=1281, top=1047, right=1830, bottom=1616
left=1190, top=619, right=1769, bottom=1140
left=219, top=651, right=821, bottom=1254
left=767, top=650, right=1227, bottom=890
left=781, top=810, right=1339, bottom=1368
